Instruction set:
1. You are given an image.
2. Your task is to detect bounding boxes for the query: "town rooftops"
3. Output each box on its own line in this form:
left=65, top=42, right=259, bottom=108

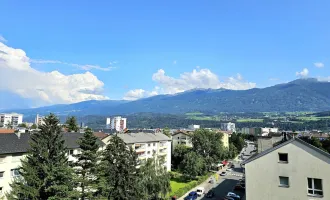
left=0, top=132, right=105, bottom=155
left=116, top=132, right=171, bottom=144
left=242, top=137, right=330, bottom=165
left=93, top=132, right=109, bottom=140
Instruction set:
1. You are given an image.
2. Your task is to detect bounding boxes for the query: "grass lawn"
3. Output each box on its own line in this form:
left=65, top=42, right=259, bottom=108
left=185, top=112, right=204, bottom=116
left=170, top=179, right=196, bottom=195
left=236, top=118, right=264, bottom=122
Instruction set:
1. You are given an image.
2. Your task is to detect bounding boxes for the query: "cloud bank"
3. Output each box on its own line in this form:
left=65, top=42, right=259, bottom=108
left=296, top=68, right=309, bottom=77
left=124, top=68, right=256, bottom=100
left=0, top=42, right=109, bottom=105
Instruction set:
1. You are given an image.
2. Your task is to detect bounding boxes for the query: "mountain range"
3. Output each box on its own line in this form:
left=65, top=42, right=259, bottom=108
left=3, top=78, right=330, bottom=119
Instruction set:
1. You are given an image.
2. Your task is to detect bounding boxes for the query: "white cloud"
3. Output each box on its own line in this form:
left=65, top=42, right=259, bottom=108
left=124, top=68, right=256, bottom=100
left=151, top=68, right=256, bottom=94
left=0, top=35, right=7, bottom=43
left=123, top=87, right=159, bottom=100
left=30, top=59, right=115, bottom=71
left=314, top=62, right=324, bottom=68
left=0, top=42, right=109, bottom=105
left=295, top=68, right=309, bottom=77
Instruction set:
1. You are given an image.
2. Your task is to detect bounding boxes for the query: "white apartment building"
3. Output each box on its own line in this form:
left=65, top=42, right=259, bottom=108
left=110, top=116, right=127, bottom=131
left=0, top=132, right=105, bottom=199
left=106, top=117, right=111, bottom=128
left=0, top=113, right=23, bottom=127
left=243, top=137, right=330, bottom=200
left=221, top=122, right=236, bottom=132
left=188, top=124, right=200, bottom=130
left=35, top=114, right=44, bottom=126
left=102, top=132, right=172, bottom=171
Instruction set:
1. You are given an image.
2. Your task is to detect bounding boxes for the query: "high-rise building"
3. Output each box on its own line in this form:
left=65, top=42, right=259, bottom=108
left=0, top=113, right=23, bottom=127
left=220, top=122, right=236, bottom=132
left=111, top=116, right=127, bottom=131
left=35, top=114, right=45, bottom=127
left=106, top=117, right=111, bottom=128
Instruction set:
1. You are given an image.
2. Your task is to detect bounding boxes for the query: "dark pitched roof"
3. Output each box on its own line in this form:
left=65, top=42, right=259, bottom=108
left=242, top=137, right=330, bottom=165
left=93, top=132, right=109, bottom=140
left=0, top=132, right=105, bottom=155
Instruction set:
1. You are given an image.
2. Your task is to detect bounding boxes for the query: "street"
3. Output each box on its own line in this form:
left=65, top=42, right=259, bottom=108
left=180, top=141, right=255, bottom=200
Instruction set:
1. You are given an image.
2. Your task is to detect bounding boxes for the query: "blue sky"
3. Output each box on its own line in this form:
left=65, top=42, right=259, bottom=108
left=1, top=0, right=330, bottom=107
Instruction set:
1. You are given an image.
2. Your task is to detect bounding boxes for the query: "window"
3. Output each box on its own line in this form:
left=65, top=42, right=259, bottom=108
left=279, top=176, right=289, bottom=187
left=68, top=149, right=74, bottom=155
left=153, top=143, right=156, bottom=146
left=0, top=187, right=2, bottom=195
left=177, top=137, right=179, bottom=139
left=308, top=178, right=323, bottom=196
left=11, top=169, right=20, bottom=177
left=0, top=171, right=4, bottom=178
left=278, top=153, right=288, bottom=163
left=148, top=143, right=151, bottom=147
left=147, top=151, right=150, bottom=154
left=0, top=155, right=5, bottom=163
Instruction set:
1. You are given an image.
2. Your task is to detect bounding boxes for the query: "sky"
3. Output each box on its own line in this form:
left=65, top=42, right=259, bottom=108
left=1, top=0, right=330, bottom=107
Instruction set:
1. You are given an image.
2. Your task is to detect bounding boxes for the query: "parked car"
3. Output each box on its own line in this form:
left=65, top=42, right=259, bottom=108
left=196, top=187, right=204, bottom=196
left=226, top=168, right=232, bottom=171
left=220, top=171, right=227, bottom=176
left=184, top=191, right=198, bottom=200
left=226, top=192, right=240, bottom=199
left=223, top=197, right=235, bottom=200
left=231, top=164, right=235, bottom=168
left=234, top=184, right=245, bottom=191
left=206, top=190, right=215, bottom=198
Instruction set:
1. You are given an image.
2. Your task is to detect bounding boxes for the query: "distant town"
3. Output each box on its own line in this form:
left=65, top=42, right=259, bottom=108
left=1, top=112, right=330, bottom=199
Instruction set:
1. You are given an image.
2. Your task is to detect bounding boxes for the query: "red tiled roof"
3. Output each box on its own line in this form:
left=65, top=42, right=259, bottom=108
left=93, top=132, right=108, bottom=139
left=0, top=129, right=15, bottom=134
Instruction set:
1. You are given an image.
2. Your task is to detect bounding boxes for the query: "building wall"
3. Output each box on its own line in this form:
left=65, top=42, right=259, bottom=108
left=257, top=136, right=283, bottom=153
left=221, top=122, right=236, bottom=132
left=0, top=113, right=23, bottom=127
left=246, top=141, right=330, bottom=200
left=222, top=132, right=229, bottom=149
left=110, top=117, right=127, bottom=131
left=0, top=153, right=24, bottom=198
left=172, top=133, right=193, bottom=150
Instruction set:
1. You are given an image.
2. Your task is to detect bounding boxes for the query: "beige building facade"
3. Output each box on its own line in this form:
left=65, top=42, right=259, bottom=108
left=244, top=138, right=330, bottom=200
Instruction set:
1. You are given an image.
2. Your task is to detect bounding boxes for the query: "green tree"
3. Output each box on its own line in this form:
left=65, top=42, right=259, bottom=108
left=18, top=123, right=27, bottom=128
left=180, top=151, right=205, bottom=179
left=172, top=144, right=191, bottom=169
left=7, top=113, right=77, bottom=200
left=163, top=127, right=171, bottom=138
left=101, top=135, right=139, bottom=199
left=30, top=123, right=37, bottom=129
left=66, top=116, right=79, bottom=132
left=230, top=133, right=245, bottom=151
left=74, top=128, right=100, bottom=200
left=192, top=129, right=225, bottom=168
left=228, top=143, right=238, bottom=159
left=138, top=156, right=171, bottom=199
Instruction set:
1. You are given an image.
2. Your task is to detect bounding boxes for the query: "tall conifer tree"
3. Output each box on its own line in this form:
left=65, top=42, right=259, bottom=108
left=73, top=128, right=100, bottom=200
left=7, top=113, right=77, bottom=200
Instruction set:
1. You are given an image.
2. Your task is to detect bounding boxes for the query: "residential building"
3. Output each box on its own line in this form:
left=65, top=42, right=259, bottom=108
left=102, top=132, right=172, bottom=171
left=243, top=137, right=330, bottom=200
left=221, top=132, right=230, bottom=149
left=0, top=132, right=105, bottom=199
left=0, top=113, right=23, bottom=128
left=220, top=122, right=236, bottom=132
left=261, top=127, right=279, bottom=136
left=172, top=131, right=193, bottom=150
left=188, top=124, right=200, bottom=130
left=110, top=116, right=127, bottom=131
left=35, top=114, right=44, bottom=126
left=106, top=117, right=111, bottom=128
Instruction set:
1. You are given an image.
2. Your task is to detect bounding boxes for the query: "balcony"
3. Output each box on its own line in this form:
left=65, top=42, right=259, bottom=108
left=158, top=149, right=167, bottom=155
left=159, top=143, right=167, bottom=149
left=137, top=152, right=147, bottom=159
left=134, top=144, right=146, bottom=152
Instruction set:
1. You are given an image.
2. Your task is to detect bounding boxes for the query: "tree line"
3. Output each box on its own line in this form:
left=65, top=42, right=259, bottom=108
left=7, top=114, right=170, bottom=200
left=171, top=129, right=246, bottom=179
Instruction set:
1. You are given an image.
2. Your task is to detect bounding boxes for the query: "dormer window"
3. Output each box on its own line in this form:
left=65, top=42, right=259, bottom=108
left=278, top=153, right=288, bottom=163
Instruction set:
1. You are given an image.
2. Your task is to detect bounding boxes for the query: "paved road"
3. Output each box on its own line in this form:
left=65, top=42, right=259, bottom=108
left=180, top=141, right=256, bottom=200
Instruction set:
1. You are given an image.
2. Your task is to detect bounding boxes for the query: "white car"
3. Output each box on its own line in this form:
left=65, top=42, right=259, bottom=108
left=220, top=171, right=227, bottom=176
left=227, top=192, right=240, bottom=199
left=196, top=187, right=204, bottom=196
left=226, top=168, right=233, bottom=171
